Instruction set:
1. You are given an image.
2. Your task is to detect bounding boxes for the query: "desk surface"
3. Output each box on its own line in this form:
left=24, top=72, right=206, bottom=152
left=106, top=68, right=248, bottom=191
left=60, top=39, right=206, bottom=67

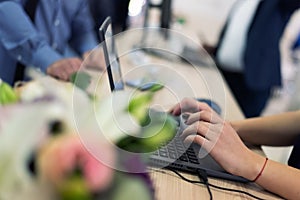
left=86, top=30, right=281, bottom=199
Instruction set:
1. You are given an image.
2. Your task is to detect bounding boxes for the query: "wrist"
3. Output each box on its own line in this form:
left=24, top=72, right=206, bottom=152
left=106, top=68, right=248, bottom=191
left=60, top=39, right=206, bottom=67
left=251, top=157, right=268, bottom=182
left=32, top=45, right=63, bottom=73
left=240, top=151, right=267, bottom=181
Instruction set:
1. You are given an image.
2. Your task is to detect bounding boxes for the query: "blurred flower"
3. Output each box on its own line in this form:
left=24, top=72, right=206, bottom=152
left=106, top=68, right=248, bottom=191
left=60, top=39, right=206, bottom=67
left=37, top=134, right=115, bottom=199
left=0, top=102, right=66, bottom=200
left=0, top=75, right=177, bottom=200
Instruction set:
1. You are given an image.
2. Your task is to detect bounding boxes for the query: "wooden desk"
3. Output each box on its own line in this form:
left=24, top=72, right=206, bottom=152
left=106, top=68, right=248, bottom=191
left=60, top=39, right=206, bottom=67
left=86, top=32, right=281, bottom=199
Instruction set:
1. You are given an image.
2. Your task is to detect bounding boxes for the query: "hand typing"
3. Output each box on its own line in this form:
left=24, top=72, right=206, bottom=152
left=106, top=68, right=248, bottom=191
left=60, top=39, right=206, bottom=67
left=46, top=58, right=83, bottom=81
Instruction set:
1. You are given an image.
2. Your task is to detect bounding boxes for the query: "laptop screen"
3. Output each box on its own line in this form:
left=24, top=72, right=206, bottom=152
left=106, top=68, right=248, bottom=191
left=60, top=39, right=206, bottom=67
left=99, top=17, right=124, bottom=91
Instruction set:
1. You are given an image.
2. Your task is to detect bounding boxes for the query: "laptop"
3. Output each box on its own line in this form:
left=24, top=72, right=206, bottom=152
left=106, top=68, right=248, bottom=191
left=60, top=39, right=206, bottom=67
left=99, top=17, right=248, bottom=183
left=99, top=17, right=157, bottom=91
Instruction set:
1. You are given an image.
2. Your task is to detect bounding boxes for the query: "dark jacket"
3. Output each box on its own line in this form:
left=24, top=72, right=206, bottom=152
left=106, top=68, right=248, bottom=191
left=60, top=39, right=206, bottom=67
left=289, top=135, right=300, bottom=169
left=216, top=0, right=300, bottom=90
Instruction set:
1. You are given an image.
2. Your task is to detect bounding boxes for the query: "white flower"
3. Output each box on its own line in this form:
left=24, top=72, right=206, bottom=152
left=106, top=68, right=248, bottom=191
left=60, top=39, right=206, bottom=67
left=93, top=91, right=141, bottom=143
left=0, top=102, right=65, bottom=200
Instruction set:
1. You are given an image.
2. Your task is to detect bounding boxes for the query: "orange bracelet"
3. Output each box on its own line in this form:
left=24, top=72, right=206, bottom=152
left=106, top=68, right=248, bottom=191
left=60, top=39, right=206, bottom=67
left=252, top=157, right=268, bottom=182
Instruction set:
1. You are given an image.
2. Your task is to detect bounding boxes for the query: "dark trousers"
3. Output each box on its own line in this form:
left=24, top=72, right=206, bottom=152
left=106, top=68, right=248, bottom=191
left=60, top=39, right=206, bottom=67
left=220, top=69, right=271, bottom=118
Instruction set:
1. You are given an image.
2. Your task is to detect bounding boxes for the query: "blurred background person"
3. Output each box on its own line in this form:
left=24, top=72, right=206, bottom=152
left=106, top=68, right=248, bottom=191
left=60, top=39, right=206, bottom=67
left=203, top=0, right=300, bottom=117
left=89, top=0, right=131, bottom=35
left=89, top=0, right=115, bottom=37
left=0, top=0, right=100, bottom=85
left=113, top=0, right=131, bottom=33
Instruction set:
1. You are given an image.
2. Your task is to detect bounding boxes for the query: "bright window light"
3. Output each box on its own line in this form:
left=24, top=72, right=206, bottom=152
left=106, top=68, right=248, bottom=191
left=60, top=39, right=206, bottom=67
left=128, top=0, right=146, bottom=16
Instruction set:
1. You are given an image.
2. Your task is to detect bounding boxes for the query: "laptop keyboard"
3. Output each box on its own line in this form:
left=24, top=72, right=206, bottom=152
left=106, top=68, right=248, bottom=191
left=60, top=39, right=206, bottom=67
left=152, top=134, right=200, bottom=165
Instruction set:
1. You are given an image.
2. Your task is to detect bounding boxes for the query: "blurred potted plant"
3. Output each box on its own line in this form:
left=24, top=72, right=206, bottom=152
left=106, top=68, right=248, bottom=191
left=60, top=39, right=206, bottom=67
left=0, top=72, right=177, bottom=200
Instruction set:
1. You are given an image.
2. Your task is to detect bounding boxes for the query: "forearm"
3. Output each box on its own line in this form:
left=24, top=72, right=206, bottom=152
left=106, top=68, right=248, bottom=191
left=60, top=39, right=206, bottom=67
left=231, top=111, right=300, bottom=146
left=248, top=153, right=300, bottom=200
left=182, top=105, right=300, bottom=199
left=0, top=2, right=63, bottom=72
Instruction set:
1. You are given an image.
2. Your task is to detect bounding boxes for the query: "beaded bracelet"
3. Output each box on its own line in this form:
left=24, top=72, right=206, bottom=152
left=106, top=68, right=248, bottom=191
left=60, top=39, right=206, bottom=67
left=252, top=157, right=268, bottom=182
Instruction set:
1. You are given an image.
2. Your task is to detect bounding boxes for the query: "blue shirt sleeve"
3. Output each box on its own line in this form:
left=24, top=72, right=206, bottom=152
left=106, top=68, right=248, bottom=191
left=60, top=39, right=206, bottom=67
left=68, top=0, right=99, bottom=55
left=0, top=1, right=64, bottom=73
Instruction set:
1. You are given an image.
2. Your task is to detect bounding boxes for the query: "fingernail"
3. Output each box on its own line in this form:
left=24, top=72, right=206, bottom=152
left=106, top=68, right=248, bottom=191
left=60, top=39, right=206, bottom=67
left=183, top=136, right=193, bottom=147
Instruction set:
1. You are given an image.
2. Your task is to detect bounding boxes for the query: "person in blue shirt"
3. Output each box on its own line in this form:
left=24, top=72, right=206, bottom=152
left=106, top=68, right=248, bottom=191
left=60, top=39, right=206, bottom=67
left=0, top=0, right=100, bottom=85
left=171, top=98, right=300, bottom=199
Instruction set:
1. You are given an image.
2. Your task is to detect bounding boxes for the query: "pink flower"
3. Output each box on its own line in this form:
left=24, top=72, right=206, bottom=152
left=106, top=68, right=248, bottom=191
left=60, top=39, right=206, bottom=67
left=37, top=134, right=115, bottom=193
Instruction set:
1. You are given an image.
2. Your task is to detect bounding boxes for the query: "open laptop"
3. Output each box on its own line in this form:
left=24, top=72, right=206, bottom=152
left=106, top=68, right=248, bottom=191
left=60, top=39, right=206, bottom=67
left=99, top=17, right=157, bottom=91
left=99, top=17, right=248, bottom=183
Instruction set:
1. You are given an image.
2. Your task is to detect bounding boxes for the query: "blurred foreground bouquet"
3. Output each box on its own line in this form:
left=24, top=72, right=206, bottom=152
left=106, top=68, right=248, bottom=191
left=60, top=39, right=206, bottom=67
left=0, top=73, right=177, bottom=200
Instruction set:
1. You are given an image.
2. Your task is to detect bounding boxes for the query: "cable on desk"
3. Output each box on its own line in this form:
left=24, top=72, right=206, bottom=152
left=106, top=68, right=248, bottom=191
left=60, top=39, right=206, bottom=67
left=197, top=169, right=213, bottom=200
left=168, top=169, right=266, bottom=200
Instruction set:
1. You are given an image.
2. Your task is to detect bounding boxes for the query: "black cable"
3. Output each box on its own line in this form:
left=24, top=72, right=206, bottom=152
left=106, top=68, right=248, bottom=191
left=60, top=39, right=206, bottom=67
left=168, top=169, right=266, bottom=200
left=207, top=182, right=265, bottom=200
left=197, top=169, right=213, bottom=200
left=168, top=168, right=205, bottom=184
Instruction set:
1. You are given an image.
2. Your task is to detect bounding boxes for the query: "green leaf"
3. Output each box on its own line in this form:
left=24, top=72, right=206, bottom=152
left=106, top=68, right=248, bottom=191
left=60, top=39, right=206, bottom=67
left=59, top=175, right=92, bottom=200
left=148, top=83, right=164, bottom=92
left=111, top=173, right=152, bottom=200
left=127, top=92, right=154, bottom=125
left=0, top=81, right=19, bottom=105
left=117, top=111, right=177, bottom=153
left=140, top=113, right=177, bottom=148
left=70, top=71, right=92, bottom=91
